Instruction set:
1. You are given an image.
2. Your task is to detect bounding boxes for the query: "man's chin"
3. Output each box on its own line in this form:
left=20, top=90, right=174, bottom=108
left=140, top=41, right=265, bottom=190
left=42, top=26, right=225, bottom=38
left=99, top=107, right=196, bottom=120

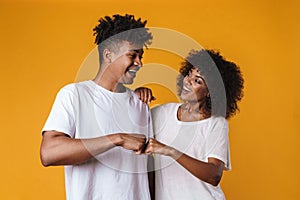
left=125, top=81, right=134, bottom=85
left=121, top=79, right=134, bottom=85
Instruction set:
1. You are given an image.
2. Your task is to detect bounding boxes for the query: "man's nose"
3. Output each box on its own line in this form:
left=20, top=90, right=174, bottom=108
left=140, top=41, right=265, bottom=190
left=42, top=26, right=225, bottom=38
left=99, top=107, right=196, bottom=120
left=134, top=57, right=142, bottom=67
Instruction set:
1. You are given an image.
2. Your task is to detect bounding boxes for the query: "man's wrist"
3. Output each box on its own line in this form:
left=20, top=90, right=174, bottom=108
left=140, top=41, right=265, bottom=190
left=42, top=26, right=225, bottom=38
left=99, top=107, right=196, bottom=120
left=107, top=133, right=124, bottom=146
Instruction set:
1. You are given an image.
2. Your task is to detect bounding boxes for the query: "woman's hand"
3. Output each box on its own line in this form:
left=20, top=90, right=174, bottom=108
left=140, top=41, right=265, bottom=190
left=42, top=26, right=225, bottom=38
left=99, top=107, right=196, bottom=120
left=145, top=138, right=174, bottom=156
left=134, top=87, right=156, bottom=104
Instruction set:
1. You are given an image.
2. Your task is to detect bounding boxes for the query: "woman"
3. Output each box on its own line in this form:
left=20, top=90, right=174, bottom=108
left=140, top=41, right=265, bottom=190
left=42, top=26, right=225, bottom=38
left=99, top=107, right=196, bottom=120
left=145, top=49, right=244, bottom=200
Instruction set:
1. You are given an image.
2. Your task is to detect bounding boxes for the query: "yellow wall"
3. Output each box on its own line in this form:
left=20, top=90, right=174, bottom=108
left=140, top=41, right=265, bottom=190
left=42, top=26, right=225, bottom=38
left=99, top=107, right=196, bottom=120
left=1, top=0, right=299, bottom=199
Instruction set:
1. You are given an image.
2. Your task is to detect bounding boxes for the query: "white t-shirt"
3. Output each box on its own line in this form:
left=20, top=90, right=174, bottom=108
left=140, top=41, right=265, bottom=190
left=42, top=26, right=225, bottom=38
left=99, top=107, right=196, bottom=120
left=151, top=103, right=231, bottom=200
left=42, top=80, right=152, bottom=200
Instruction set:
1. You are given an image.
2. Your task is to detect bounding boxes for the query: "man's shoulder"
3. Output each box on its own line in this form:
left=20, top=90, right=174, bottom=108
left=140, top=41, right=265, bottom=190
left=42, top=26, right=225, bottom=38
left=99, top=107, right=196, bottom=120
left=55, top=80, right=92, bottom=99
left=61, top=80, right=92, bottom=92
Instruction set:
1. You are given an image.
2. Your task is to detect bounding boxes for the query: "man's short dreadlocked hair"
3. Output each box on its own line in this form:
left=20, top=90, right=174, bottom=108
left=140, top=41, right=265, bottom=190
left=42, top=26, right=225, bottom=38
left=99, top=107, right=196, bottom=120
left=177, top=49, right=244, bottom=119
left=93, top=14, right=152, bottom=63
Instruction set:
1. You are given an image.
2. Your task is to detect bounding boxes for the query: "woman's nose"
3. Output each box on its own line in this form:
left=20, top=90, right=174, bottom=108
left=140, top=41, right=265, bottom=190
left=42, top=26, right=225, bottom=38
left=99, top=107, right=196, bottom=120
left=184, top=76, right=191, bottom=85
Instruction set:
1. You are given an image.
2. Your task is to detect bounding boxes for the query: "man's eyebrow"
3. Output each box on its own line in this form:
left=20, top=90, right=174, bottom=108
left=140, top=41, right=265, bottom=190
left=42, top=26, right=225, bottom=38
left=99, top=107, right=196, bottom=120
left=129, top=49, right=144, bottom=53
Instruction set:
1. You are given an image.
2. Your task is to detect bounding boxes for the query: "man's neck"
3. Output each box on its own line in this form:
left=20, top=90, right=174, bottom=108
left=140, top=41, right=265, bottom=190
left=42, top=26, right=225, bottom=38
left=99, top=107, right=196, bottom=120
left=93, top=75, right=126, bottom=93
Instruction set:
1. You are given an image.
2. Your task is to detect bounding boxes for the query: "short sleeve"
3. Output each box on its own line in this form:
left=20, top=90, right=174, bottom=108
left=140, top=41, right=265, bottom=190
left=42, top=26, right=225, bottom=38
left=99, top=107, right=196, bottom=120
left=205, top=117, right=231, bottom=170
left=150, top=105, right=162, bottom=138
left=148, top=107, right=154, bottom=139
left=42, top=85, right=76, bottom=138
left=151, top=103, right=174, bottom=139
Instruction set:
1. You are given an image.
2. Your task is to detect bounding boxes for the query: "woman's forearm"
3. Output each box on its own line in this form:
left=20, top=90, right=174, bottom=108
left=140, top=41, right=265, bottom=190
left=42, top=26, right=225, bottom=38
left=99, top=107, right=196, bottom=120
left=168, top=148, right=224, bottom=186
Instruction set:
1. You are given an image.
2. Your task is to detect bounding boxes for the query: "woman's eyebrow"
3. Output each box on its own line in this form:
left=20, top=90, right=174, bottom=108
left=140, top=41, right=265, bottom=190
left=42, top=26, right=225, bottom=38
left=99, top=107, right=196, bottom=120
left=195, top=75, right=205, bottom=80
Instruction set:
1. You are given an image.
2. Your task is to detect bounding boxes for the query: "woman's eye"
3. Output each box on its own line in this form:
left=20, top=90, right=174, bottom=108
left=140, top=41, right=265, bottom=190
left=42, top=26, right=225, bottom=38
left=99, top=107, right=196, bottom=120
left=195, top=79, right=201, bottom=84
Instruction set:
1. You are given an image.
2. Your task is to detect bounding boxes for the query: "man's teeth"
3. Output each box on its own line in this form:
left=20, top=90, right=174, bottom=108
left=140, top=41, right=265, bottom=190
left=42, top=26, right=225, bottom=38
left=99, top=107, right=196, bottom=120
left=128, top=70, right=137, bottom=74
left=183, top=86, right=191, bottom=92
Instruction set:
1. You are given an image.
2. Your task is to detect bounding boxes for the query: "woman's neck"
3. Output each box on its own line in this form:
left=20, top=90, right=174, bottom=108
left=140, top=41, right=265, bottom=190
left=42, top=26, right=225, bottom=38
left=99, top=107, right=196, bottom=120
left=178, top=102, right=210, bottom=122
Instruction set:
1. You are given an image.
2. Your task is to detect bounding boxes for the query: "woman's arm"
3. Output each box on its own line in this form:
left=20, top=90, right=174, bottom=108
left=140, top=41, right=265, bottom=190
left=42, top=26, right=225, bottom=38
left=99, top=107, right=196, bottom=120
left=145, top=138, right=225, bottom=186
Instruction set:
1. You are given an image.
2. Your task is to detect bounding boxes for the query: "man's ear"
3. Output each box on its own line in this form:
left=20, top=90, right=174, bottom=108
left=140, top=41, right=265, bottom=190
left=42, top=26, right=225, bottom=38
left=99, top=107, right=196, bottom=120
left=103, top=49, right=112, bottom=63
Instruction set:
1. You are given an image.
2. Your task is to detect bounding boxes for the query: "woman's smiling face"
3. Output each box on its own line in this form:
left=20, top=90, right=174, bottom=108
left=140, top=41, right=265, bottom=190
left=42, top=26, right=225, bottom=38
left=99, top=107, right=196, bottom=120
left=180, top=68, right=209, bottom=103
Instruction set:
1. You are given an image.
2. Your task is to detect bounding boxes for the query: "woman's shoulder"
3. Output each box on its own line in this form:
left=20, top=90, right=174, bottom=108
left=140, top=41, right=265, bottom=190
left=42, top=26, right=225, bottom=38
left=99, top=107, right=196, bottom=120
left=151, top=103, right=180, bottom=128
left=208, top=116, right=228, bottom=130
left=151, top=102, right=181, bottom=113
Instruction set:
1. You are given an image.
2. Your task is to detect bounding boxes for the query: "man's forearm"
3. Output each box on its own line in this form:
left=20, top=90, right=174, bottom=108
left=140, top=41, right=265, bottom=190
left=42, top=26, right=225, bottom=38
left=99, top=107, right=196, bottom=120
left=40, top=131, right=120, bottom=166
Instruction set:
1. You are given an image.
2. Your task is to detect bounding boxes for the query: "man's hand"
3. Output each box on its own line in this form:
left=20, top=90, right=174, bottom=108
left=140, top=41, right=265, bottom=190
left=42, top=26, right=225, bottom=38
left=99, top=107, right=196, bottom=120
left=134, top=87, right=156, bottom=104
left=116, top=133, right=147, bottom=154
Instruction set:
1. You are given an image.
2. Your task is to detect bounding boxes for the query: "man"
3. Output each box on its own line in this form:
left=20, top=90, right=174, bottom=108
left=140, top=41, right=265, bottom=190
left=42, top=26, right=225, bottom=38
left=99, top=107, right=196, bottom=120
left=40, top=14, right=153, bottom=200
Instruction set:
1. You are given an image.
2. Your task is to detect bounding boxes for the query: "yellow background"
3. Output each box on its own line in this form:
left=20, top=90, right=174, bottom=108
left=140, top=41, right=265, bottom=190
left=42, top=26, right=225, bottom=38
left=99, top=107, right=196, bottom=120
left=1, top=0, right=299, bottom=199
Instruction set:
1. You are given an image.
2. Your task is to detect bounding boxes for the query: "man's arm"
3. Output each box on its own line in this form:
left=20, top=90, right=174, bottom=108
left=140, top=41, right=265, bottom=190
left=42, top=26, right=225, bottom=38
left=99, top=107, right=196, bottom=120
left=40, top=131, right=146, bottom=166
left=134, top=87, right=156, bottom=104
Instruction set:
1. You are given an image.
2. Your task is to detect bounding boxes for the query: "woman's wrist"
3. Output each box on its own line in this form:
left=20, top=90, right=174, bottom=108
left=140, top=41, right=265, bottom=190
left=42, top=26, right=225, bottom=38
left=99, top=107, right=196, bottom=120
left=167, top=146, right=181, bottom=159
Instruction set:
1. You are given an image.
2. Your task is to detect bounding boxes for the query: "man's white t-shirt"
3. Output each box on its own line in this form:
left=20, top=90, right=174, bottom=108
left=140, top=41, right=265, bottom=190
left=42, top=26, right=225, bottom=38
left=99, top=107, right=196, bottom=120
left=42, top=80, right=152, bottom=200
left=151, top=103, right=231, bottom=200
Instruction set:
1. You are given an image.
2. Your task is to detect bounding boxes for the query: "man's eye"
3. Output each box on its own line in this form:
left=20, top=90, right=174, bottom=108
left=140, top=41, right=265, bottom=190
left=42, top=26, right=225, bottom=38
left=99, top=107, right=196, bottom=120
left=129, top=54, right=137, bottom=58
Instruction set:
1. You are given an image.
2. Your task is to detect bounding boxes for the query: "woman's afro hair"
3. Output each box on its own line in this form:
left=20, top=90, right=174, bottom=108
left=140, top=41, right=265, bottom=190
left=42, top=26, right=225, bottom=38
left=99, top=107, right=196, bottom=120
left=177, top=49, right=244, bottom=119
